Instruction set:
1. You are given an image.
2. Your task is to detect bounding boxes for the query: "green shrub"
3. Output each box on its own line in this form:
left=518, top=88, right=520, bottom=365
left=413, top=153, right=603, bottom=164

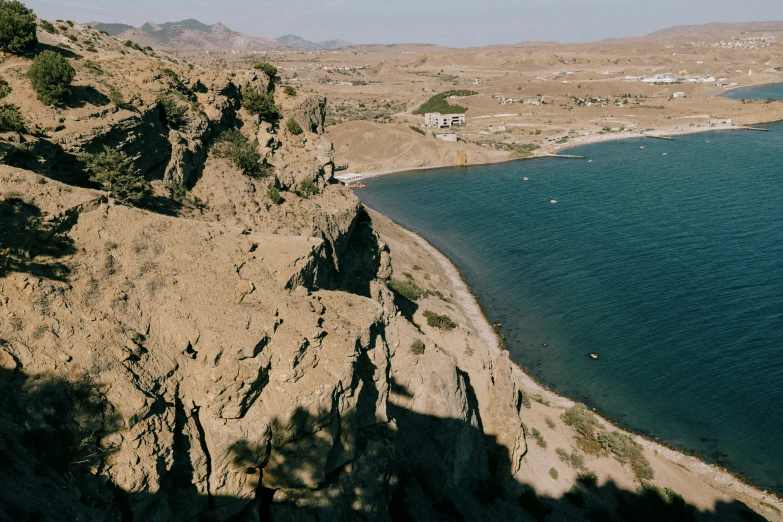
left=517, top=390, right=532, bottom=409
left=389, top=279, right=427, bottom=301
left=561, top=404, right=602, bottom=455
left=80, top=146, right=151, bottom=205
left=423, top=310, right=457, bottom=330
left=0, top=0, right=38, bottom=53
left=411, top=339, right=425, bottom=355
left=598, top=431, right=654, bottom=481
left=40, top=20, right=56, bottom=34
left=267, top=186, right=282, bottom=204
left=212, top=128, right=264, bottom=178
left=545, top=417, right=555, bottom=429
left=548, top=467, right=558, bottom=480
left=85, top=45, right=96, bottom=52
left=0, top=76, right=10, bottom=98
left=531, top=428, right=547, bottom=448
left=409, top=125, right=425, bottom=135
left=108, top=87, right=124, bottom=107
left=283, top=85, right=297, bottom=96
left=412, top=90, right=477, bottom=115
left=286, top=117, right=303, bottom=135
left=166, top=181, right=188, bottom=202
left=296, top=178, right=319, bottom=199
left=253, top=61, right=277, bottom=78
left=0, top=104, right=23, bottom=132
left=157, top=95, right=187, bottom=128
left=242, top=86, right=280, bottom=123
left=26, top=50, right=75, bottom=106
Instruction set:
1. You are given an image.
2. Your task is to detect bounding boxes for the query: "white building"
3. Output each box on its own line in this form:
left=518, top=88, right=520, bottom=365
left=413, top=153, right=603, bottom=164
left=424, top=113, right=466, bottom=128
left=523, top=98, right=542, bottom=105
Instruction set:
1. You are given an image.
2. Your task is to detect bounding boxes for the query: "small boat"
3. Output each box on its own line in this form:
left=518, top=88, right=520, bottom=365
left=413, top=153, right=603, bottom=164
left=551, top=200, right=557, bottom=204
left=640, top=146, right=645, bottom=149
left=524, top=177, right=529, bottom=181
left=588, top=160, right=593, bottom=163
left=589, top=353, right=600, bottom=360
left=662, top=153, right=668, bottom=156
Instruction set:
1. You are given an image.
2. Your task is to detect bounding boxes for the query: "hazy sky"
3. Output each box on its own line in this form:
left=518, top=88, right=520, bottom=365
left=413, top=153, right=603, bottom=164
left=25, top=0, right=783, bottom=47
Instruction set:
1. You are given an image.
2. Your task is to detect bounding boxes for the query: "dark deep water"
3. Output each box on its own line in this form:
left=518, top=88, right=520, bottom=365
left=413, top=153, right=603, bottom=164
left=358, top=120, right=783, bottom=493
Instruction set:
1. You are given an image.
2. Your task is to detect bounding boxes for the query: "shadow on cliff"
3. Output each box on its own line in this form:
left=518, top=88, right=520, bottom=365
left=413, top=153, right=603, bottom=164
left=0, top=197, right=76, bottom=281
left=0, top=361, right=772, bottom=522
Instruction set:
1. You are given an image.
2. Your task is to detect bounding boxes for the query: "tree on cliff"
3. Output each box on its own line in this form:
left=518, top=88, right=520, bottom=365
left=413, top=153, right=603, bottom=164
left=26, top=50, right=75, bottom=106
left=0, top=0, right=38, bottom=54
left=241, top=85, right=280, bottom=123
left=80, top=146, right=152, bottom=205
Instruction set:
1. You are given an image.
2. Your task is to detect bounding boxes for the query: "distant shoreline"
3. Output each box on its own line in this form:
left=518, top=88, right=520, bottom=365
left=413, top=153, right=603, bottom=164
left=343, top=122, right=765, bottom=182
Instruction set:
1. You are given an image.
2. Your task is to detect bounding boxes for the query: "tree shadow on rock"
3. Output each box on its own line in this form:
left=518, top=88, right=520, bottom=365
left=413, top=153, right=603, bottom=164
left=67, top=85, right=110, bottom=109
left=0, top=197, right=76, bottom=281
left=0, top=351, right=774, bottom=522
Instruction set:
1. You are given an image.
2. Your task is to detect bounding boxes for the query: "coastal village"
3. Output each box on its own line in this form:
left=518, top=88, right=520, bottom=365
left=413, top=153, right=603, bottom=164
left=177, top=29, right=783, bottom=175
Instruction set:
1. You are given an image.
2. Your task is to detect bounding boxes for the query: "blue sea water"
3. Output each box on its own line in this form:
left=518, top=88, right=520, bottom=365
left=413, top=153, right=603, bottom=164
left=723, top=82, right=783, bottom=101
left=358, top=119, right=783, bottom=493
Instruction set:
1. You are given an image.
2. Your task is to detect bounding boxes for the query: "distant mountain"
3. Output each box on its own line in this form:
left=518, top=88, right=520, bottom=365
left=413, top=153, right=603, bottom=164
left=87, top=19, right=349, bottom=51
left=644, top=21, right=783, bottom=39
left=88, top=22, right=135, bottom=36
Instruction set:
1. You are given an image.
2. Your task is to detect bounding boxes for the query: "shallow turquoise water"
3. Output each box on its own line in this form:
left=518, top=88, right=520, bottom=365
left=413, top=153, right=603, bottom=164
left=358, top=122, right=783, bottom=493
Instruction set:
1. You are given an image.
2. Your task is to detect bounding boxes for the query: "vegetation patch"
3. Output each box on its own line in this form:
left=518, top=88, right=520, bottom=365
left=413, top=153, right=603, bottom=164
left=0, top=76, right=10, bottom=98
left=548, top=467, right=558, bottom=480
left=0, top=104, right=23, bottom=132
left=409, top=125, right=426, bottom=135
left=242, top=86, right=280, bottom=123
left=0, top=0, right=38, bottom=53
left=295, top=179, right=319, bottom=199
left=423, top=310, right=457, bottom=330
left=617, top=483, right=695, bottom=522
left=27, top=50, right=75, bottom=106
left=577, top=470, right=598, bottom=489
left=599, top=430, right=654, bottom=481
left=157, top=94, right=187, bottom=129
left=410, top=339, right=425, bottom=355
left=389, top=278, right=427, bottom=301
left=283, top=85, right=297, bottom=96
left=286, top=117, right=303, bottom=135
left=545, top=417, right=555, bottom=429
left=212, top=128, right=264, bottom=178
left=108, top=87, right=124, bottom=107
left=267, top=186, right=282, bottom=205
left=80, top=146, right=151, bottom=205
left=253, top=61, right=278, bottom=78
left=561, top=404, right=602, bottom=455
left=530, top=427, right=547, bottom=448
left=412, top=90, right=477, bottom=115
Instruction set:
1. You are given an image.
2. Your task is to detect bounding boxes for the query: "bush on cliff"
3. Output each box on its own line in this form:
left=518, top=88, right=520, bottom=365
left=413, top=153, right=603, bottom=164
left=0, top=104, right=24, bottom=132
left=212, top=128, right=265, bottom=178
left=0, top=0, right=38, bottom=54
left=157, top=94, right=187, bottom=129
left=423, top=310, right=457, bottom=330
left=81, top=146, right=152, bottom=205
left=267, top=186, right=282, bottom=204
left=286, top=117, right=303, bottom=135
left=0, top=76, right=10, bottom=98
left=389, top=279, right=426, bottom=301
left=241, top=86, right=280, bottom=123
left=26, top=50, right=75, bottom=106
left=253, top=61, right=278, bottom=79
left=296, top=178, right=319, bottom=199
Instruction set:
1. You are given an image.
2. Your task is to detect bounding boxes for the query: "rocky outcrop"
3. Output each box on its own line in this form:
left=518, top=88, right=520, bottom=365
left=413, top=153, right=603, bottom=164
left=291, top=95, right=328, bottom=135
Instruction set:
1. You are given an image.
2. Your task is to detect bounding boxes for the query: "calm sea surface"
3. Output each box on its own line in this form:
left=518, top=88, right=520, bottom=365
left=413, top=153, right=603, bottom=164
left=723, top=82, right=783, bottom=101
left=358, top=110, right=783, bottom=493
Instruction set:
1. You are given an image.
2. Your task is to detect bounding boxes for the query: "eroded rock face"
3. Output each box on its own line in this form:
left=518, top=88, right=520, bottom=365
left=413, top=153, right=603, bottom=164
left=292, top=96, right=328, bottom=135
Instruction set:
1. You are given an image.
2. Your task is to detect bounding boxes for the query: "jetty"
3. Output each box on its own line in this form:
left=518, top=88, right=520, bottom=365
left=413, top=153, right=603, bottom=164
left=540, top=153, right=587, bottom=159
left=740, top=126, right=768, bottom=132
left=645, top=135, right=675, bottom=141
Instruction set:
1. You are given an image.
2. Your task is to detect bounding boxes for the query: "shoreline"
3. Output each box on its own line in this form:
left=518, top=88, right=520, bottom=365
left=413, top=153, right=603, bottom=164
left=373, top=209, right=783, bottom=511
left=343, top=121, right=773, bottom=181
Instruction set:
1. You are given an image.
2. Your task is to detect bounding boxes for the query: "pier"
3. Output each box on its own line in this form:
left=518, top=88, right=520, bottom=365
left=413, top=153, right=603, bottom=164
left=645, top=135, right=675, bottom=141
